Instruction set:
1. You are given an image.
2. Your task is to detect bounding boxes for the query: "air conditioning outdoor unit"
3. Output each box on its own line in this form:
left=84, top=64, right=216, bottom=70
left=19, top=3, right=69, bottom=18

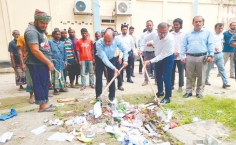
left=115, top=1, right=132, bottom=15
left=74, top=0, right=92, bottom=14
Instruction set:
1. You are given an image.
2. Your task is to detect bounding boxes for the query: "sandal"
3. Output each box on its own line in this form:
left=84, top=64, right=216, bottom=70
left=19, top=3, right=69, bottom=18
left=39, top=105, right=55, bottom=112
left=70, top=85, right=79, bottom=89
left=80, top=86, right=86, bottom=91
left=59, top=88, right=68, bottom=92
left=90, top=85, right=95, bottom=89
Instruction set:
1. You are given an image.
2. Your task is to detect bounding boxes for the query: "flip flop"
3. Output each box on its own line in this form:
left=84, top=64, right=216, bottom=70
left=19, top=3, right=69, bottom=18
left=38, top=105, right=55, bottom=112
left=80, top=86, right=86, bottom=91
left=70, top=85, right=79, bottom=89
left=59, top=88, right=68, bottom=92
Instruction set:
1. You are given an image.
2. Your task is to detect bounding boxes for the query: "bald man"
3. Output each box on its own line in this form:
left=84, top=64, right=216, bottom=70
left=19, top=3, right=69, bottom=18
left=95, top=29, right=128, bottom=103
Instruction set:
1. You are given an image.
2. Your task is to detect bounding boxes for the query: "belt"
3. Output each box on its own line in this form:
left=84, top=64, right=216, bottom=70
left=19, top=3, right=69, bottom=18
left=214, top=52, right=221, bottom=54
left=145, top=51, right=154, bottom=53
left=187, top=53, right=207, bottom=57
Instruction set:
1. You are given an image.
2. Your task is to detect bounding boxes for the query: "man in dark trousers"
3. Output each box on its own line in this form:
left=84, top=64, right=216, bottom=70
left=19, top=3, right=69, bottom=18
left=95, top=29, right=128, bottom=104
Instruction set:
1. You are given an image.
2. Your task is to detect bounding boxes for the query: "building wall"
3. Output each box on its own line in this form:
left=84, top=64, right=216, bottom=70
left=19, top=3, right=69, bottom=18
left=1, top=0, right=236, bottom=64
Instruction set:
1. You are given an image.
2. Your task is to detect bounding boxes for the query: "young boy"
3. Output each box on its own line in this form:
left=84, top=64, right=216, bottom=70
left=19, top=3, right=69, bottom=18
left=76, top=28, right=95, bottom=91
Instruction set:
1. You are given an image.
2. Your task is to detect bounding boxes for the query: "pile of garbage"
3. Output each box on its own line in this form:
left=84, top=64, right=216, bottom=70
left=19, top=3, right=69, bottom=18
left=42, top=99, right=179, bottom=144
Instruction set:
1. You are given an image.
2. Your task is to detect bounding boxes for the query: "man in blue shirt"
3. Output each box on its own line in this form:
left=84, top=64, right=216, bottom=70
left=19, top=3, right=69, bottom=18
left=95, top=28, right=128, bottom=103
left=229, top=30, right=236, bottom=79
left=223, top=22, right=236, bottom=78
left=180, top=16, right=214, bottom=99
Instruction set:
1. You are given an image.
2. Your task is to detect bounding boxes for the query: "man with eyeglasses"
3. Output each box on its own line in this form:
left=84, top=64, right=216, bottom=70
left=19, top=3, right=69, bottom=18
left=180, top=16, right=214, bottom=99
left=143, top=22, right=175, bottom=104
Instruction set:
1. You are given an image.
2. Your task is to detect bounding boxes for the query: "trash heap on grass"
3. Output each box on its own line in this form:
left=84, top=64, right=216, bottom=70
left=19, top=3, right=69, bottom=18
left=44, top=99, right=179, bottom=144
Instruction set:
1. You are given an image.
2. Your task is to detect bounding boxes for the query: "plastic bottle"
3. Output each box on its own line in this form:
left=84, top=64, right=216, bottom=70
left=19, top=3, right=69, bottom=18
left=122, top=133, right=130, bottom=145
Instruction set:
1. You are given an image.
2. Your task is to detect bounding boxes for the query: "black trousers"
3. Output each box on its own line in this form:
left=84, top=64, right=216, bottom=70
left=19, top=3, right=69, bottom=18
left=115, top=57, right=123, bottom=87
left=131, top=57, right=135, bottom=75
left=126, top=51, right=134, bottom=79
left=139, top=56, right=144, bottom=73
left=95, top=56, right=117, bottom=101
left=171, top=60, right=184, bottom=87
left=68, top=62, right=77, bottom=84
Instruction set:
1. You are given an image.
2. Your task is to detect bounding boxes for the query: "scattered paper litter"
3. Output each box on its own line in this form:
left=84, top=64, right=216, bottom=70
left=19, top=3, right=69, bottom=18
left=49, top=119, right=63, bottom=126
left=30, top=126, right=46, bottom=135
left=0, top=132, right=13, bottom=144
left=47, top=132, right=74, bottom=142
left=93, top=101, right=102, bottom=118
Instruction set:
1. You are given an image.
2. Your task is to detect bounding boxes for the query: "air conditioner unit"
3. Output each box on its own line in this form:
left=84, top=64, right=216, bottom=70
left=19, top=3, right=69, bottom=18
left=74, top=0, right=92, bottom=14
left=115, top=1, right=132, bottom=15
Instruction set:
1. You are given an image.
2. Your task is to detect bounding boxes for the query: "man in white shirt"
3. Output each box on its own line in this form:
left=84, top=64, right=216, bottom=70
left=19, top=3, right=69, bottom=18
left=170, top=18, right=185, bottom=92
left=205, top=23, right=230, bottom=88
left=139, top=20, right=155, bottom=86
left=118, top=25, right=136, bottom=83
left=129, top=26, right=138, bottom=77
left=143, top=22, right=175, bottom=104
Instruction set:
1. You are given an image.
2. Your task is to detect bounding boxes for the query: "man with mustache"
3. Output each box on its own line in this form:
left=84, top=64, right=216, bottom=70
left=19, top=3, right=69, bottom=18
left=24, top=9, right=55, bottom=112
left=180, top=16, right=214, bottom=99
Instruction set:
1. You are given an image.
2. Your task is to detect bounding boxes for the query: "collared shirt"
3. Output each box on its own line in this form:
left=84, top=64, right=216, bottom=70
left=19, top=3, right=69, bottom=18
left=140, top=30, right=155, bottom=52
left=96, top=37, right=128, bottom=70
left=8, top=39, right=20, bottom=64
left=229, top=32, right=236, bottom=61
left=181, top=28, right=214, bottom=58
left=214, top=32, right=224, bottom=52
left=143, top=32, right=174, bottom=63
left=49, top=38, right=67, bottom=70
left=170, top=29, right=185, bottom=60
left=223, top=30, right=235, bottom=52
left=118, top=34, right=136, bottom=53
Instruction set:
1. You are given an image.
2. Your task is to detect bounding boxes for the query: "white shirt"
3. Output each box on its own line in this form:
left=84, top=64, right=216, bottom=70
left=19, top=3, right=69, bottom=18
left=140, top=30, right=155, bottom=52
left=214, top=32, right=224, bottom=52
left=170, top=29, right=185, bottom=60
left=143, top=32, right=174, bottom=63
left=118, top=34, right=136, bottom=54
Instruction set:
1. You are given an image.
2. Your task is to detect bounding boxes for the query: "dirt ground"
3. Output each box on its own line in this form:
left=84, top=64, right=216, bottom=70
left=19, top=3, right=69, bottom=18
left=0, top=61, right=236, bottom=145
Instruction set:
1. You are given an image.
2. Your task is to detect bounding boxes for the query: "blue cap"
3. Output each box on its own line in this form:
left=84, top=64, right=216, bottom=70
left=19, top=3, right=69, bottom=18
left=101, top=29, right=106, bottom=33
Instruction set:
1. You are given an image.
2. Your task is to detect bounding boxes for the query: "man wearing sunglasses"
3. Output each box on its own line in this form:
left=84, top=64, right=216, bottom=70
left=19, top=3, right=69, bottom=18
left=143, top=22, right=175, bottom=104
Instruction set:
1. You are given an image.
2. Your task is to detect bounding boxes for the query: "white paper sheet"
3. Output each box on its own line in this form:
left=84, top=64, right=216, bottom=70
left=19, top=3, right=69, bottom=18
left=30, top=126, right=46, bottom=135
left=0, top=132, right=13, bottom=144
left=47, top=132, right=75, bottom=142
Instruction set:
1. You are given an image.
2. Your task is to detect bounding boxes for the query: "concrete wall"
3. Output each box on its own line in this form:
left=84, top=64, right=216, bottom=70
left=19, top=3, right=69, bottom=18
left=1, top=0, right=236, bottom=65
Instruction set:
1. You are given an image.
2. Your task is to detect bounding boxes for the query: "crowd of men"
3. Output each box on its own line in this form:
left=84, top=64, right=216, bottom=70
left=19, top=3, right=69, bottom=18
left=8, top=9, right=236, bottom=112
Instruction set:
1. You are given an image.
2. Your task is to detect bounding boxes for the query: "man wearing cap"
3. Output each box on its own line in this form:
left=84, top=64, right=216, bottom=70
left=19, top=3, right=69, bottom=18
left=24, top=9, right=55, bottom=112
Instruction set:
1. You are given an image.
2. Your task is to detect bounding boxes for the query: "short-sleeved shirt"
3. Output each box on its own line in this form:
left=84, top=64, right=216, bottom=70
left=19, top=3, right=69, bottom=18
left=16, top=36, right=27, bottom=60
left=8, top=40, right=20, bottom=64
left=76, top=39, right=94, bottom=61
left=63, top=39, right=75, bottom=63
left=223, top=31, right=234, bottom=52
left=24, top=25, right=52, bottom=65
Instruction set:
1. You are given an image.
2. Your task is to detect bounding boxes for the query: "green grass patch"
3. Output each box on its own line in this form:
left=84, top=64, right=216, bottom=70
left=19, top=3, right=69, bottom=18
left=120, top=93, right=155, bottom=104
left=165, top=95, right=236, bottom=130
left=0, top=96, right=30, bottom=110
left=55, top=104, right=85, bottom=120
